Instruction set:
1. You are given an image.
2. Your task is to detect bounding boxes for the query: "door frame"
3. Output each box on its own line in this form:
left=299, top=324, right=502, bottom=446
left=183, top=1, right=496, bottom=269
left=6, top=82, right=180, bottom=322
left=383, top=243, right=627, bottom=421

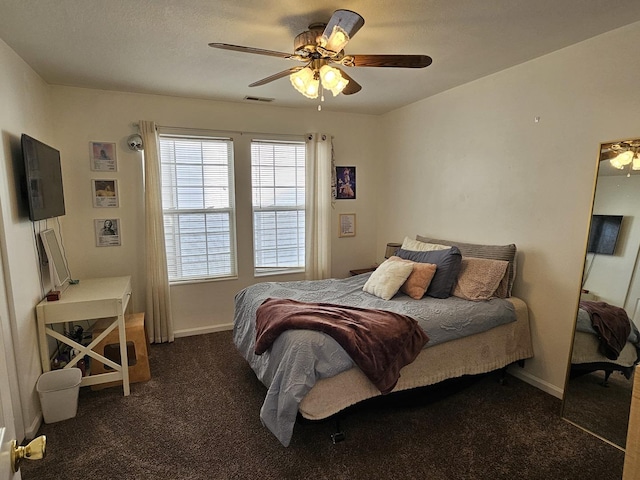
left=0, top=316, right=20, bottom=479
left=0, top=222, right=24, bottom=478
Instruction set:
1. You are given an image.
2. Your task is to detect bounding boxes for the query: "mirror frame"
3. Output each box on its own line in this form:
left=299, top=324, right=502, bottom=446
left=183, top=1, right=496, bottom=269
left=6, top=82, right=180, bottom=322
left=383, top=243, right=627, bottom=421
left=561, top=136, right=640, bottom=451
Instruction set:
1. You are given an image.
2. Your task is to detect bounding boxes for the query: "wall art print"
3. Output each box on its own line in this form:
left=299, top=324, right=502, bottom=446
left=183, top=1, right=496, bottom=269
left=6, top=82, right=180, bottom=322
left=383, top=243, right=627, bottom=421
left=90, top=141, right=117, bottom=172
left=336, top=166, right=356, bottom=199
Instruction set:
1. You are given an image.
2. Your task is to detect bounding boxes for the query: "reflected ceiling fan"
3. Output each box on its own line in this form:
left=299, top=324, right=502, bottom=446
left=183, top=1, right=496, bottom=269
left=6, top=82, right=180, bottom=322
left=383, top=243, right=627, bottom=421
left=209, top=9, right=432, bottom=102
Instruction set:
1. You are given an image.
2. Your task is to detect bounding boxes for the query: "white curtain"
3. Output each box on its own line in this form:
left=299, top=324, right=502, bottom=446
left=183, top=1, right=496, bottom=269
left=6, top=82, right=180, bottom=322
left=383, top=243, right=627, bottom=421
left=305, top=133, right=333, bottom=280
left=138, top=120, right=174, bottom=343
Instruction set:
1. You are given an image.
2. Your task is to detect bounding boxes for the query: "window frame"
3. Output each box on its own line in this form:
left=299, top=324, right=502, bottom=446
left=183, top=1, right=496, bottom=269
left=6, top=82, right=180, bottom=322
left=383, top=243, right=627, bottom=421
left=158, top=131, right=238, bottom=284
left=251, top=138, right=307, bottom=277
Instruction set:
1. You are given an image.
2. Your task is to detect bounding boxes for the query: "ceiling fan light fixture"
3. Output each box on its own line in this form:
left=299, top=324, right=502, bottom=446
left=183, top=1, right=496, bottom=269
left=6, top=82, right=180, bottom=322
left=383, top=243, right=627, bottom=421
left=318, top=64, right=348, bottom=96
left=320, top=26, right=349, bottom=56
left=290, top=67, right=319, bottom=98
left=318, top=9, right=364, bottom=56
left=610, top=157, right=625, bottom=169
left=610, top=150, right=634, bottom=169
left=633, top=154, right=640, bottom=170
left=330, top=77, right=349, bottom=97
left=212, top=9, right=431, bottom=103
left=329, top=78, right=349, bottom=96
left=304, top=78, right=320, bottom=99
left=319, top=64, right=339, bottom=88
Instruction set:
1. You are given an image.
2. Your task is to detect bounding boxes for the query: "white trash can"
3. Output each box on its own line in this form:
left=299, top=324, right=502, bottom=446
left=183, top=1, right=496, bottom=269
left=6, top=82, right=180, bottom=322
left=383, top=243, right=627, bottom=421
left=36, top=368, right=82, bottom=423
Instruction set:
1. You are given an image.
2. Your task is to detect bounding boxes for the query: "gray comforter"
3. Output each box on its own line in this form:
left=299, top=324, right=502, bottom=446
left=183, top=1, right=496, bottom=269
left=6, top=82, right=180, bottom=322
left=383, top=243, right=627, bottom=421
left=233, top=273, right=516, bottom=446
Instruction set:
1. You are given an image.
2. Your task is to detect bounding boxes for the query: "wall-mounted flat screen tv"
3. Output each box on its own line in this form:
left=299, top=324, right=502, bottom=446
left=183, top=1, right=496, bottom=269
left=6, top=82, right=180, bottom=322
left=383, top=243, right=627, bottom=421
left=22, top=134, right=66, bottom=221
left=587, top=214, right=623, bottom=255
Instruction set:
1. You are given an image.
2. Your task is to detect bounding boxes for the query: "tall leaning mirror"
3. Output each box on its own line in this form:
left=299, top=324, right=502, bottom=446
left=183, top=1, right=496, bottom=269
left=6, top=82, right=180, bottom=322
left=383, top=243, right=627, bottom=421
left=562, top=137, right=640, bottom=450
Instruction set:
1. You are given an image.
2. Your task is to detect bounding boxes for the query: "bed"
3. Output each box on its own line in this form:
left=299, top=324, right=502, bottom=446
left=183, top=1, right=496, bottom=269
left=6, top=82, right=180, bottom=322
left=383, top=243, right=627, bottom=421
left=570, top=300, right=640, bottom=382
left=233, top=237, right=534, bottom=446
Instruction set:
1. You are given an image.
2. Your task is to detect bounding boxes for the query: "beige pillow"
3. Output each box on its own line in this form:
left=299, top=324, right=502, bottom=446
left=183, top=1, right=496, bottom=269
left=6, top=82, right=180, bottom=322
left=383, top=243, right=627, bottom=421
left=388, top=256, right=437, bottom=299
left=453, top=257, right=509, bottom=301
left=401, top=236, right=450, bottom=252
left=363, top=258, right=414, bottom=300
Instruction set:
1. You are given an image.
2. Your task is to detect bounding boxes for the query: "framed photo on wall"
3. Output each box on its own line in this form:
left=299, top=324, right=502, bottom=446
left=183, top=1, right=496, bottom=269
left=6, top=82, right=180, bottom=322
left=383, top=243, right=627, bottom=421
left=92, top=179, right=119, bottom=208
left=90, top=142, right=117, bottom=172
left=339, top=213, right=356, bottom=237
left=336, top=166, right=356, bottom=199
left=95, top=218, right=121, bottom=247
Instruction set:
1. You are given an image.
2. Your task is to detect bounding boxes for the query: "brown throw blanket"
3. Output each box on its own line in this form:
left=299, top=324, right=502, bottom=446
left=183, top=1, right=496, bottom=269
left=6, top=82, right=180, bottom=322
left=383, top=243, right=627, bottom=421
left=579, top=300, right=631, bottom=360
left=254, top=298, right=429, bottom=394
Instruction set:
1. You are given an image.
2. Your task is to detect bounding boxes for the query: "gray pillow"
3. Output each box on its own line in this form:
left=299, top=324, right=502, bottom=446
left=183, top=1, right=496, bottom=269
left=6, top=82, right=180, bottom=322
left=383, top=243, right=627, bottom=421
left=396, top=246, right=462, bottom=298
left=416, top=236, right=517, bottom=296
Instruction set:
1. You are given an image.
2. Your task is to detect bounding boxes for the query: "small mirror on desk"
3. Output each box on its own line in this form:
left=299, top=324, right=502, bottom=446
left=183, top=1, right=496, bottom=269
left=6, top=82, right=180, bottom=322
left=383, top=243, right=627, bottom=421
left=40, top=229, right=70, bottom=293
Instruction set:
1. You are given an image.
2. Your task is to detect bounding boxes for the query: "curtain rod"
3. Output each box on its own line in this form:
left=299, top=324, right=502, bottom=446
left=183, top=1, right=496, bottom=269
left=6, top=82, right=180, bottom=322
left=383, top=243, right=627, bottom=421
left=131, top=123, right=309, bottom=139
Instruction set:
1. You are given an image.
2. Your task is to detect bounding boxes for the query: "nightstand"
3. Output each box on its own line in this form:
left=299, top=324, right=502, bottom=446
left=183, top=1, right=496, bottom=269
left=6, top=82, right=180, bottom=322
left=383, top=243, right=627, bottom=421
left=580, top=291, right=598, bottom=301
left=349, top=267, right=376, bottom=276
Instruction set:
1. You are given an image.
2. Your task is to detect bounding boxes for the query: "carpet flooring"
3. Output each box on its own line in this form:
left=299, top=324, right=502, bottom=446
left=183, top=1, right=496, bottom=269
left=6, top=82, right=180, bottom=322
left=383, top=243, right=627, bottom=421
left=563, top=369, right=633, bottom=449
left=22, top=331, right=625, bottom=480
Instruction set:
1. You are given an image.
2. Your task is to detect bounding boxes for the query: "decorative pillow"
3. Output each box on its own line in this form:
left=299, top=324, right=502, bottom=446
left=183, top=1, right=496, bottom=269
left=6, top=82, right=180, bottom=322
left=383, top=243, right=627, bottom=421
left=388, top=256, right=438, bottom=300
left=453, top=257, right=510, bottom=301
left=401, top=236, right=450, bottom=252
left=416, top=235, right=517, bottom=297
left=363, top=258, right=414, bottom=300
left=395, top=246, right=462, bottom=298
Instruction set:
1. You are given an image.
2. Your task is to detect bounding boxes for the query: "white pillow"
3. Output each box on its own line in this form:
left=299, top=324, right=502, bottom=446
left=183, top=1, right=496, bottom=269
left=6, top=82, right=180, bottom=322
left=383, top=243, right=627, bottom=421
left=401, top=236, right=450, bottom=252
left=363, top=258, right=414, bottom=300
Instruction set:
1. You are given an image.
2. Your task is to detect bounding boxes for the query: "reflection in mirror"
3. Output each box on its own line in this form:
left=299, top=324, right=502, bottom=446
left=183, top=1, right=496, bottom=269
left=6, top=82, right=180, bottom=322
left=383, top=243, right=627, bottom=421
left=562, top=137, right=640, bottom=450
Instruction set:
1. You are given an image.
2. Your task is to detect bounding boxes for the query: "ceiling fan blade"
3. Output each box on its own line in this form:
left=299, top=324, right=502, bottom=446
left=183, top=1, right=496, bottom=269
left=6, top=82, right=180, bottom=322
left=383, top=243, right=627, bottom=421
left=349, top=54, right=433, bottom=68
left=335, top=68, right=362, bottom=95
left=249, top=67, right=303, bottom=87
left=320, top=10, right=365, bottom=53
left=209, top=43, right=294, bottom=59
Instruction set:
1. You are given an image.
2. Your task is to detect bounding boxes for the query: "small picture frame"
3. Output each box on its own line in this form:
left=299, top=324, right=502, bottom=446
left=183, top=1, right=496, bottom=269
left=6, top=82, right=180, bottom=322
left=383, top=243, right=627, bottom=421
left=95, top=218, right=121, bottom=247
left=336, top=166, right=356, bottom=199
left=339, top=213, right=356, bottom=237
left=92, top=179, right=119, bottom=208
left=90, top=142, right=117, bottom=172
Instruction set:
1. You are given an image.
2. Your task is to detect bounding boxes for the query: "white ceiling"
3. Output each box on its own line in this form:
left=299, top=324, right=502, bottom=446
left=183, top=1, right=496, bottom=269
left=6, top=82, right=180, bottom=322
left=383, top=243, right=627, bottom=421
left=2, top=1, right=640, bottom=115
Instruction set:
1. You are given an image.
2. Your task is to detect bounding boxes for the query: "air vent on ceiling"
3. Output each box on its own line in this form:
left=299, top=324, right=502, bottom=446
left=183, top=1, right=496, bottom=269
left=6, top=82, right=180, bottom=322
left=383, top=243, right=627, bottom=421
left=244, top=96, right=274, bottom=103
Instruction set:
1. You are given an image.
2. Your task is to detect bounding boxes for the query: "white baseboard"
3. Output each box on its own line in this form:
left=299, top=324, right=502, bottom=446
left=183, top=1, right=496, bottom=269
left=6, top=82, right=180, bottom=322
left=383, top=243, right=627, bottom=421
left=508, top=366, right=564, bottom=399
left=24, top=413, right=42, bottom=441
left=174, top=323, right=233, bottom=338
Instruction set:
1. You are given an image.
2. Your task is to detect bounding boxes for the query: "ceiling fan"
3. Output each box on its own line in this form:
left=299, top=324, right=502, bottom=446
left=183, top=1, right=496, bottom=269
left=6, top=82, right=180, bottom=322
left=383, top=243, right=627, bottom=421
left=209, top=9, right=432, bottom=101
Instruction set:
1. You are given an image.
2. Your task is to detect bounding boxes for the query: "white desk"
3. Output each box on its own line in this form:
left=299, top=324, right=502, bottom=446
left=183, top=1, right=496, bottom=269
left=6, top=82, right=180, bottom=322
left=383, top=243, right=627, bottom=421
left=36, top=276, right=132, bottom=396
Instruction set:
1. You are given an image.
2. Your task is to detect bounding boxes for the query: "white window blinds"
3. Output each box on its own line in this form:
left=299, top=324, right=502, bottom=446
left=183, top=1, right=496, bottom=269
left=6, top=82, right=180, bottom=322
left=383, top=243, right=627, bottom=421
left=251, top=140, right=306, bottom=275
left=159, top=135, right=237, bottom=282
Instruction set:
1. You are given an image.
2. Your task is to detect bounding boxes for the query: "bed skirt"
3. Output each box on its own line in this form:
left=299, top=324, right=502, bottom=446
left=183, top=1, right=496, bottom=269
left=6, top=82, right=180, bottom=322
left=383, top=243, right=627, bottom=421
left=299, top=297, right=533, bottom=420
left=571, top=330, right=638, bottom=368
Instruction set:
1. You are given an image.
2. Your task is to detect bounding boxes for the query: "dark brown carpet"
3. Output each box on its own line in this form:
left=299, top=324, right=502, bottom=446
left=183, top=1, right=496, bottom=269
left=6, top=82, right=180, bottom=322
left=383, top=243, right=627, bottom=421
left=22, top=331, right=625, bottom=480
left=563, top=370, right=633, bottom=449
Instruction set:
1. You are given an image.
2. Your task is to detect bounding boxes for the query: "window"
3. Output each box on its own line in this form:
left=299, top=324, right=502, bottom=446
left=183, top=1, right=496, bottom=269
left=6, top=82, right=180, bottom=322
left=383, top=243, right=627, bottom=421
left=251, top=140, right=306, bottom=275
left=159, top=135, right=236, bottom=282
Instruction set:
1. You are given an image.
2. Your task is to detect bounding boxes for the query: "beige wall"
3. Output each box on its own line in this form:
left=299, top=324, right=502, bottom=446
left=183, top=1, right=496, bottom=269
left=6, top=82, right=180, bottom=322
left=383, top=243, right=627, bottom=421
left=50, top=88, right=382, bottom=336
left=377, top=21, right=640, bottom=396
left=4, top=18, right=640, bottom=438
left=0, top=37, right=54, bottom=438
